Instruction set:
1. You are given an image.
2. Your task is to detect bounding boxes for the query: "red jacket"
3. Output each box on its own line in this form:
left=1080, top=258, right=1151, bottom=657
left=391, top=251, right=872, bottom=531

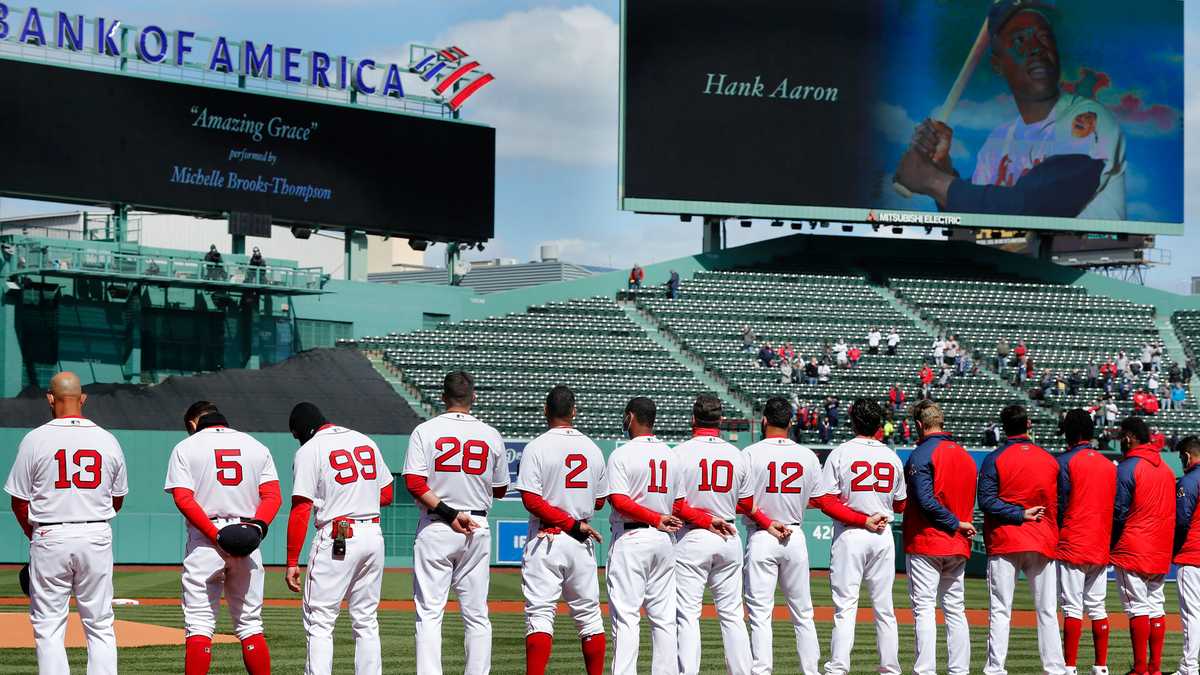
left=1175, top=465, right=1200, bottom=566
left=978, top=436, right=1059, bottom=558
left=919, top=367, right=934, bottom=385
left=1055, top=443, right=1116, bottom=566
left=1111, top=444, right=1176, bottom=576
left=903, top=433, right=977, bottom=558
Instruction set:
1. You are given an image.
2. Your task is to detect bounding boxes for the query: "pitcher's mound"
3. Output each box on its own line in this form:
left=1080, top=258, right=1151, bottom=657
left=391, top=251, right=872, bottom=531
left=0, top=613, right=239, bottom=648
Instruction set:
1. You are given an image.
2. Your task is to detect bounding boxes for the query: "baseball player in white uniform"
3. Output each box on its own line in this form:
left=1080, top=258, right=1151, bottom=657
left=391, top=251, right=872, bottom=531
left=816, top=398, right=906, bottom=675
left=402, top=371, right=508, bottom=675
left=514, top=385, right=608, bottom=675
left=4, top=372, right=128, bottom=675
left=672, top=393, right=753, bottom=675
left=742, top=396, right=821, bottom=675
left=284, top=402, right=394, bottom=675
left=605, top=396, right=684, bottom=675
left=164, top=401, right=281, bottom=675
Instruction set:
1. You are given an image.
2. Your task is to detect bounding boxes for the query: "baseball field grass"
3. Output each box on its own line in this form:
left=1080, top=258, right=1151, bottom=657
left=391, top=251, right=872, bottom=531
left=0, top=567, right=1185, bottom=673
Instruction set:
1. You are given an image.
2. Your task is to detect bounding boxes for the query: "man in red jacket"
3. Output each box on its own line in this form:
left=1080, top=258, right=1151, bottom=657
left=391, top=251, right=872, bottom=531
left=1112, top=416, right=1176, bottom=675
left=1055, top=409, right=1117, bottom=675
left=1173, top=435, right=1200, bottom=675
left=977, top=404, right=1065, bottom=675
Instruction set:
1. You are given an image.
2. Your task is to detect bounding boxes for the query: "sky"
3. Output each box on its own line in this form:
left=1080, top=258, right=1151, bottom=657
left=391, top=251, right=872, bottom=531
left=3, top=1, right=1197, bottom=293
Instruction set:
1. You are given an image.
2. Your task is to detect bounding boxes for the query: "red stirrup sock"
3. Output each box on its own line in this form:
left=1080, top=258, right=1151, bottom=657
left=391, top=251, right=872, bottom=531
left=240, top=633, right=271, bottom=675
left=1092, top=617, right=1110, bottom=666
left=185, top=635, right=213, bottom=675
left=1130, top=615, right=1150, bottom=674
left=1149, top=615, right=1166, bottom=673
left=1063, top=616, right=1082, bottom=667
left=526, top=632, right=553, bottom=675
left=581, top=632, right=606, bottom=675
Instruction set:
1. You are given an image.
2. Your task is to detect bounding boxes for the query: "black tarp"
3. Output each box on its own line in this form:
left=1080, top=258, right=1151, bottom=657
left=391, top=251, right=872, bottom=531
left=0, top=349, right=421, bottom=434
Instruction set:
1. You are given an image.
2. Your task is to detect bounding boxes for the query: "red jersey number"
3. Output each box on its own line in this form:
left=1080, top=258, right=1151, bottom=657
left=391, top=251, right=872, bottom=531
left=564, top=454, right=588, bottom=489
left=765, top=461, right=804, bottom=494
left=697, top=458, right=734, bottom=493
left=647, top=459, right=668, bottom=493
left=53, top=449, right=102, bottom=489
left=433, top=438, right=489, bottom=475
left=329, top=446, right=379, bottom=485
left=849, top=461, right=895, bottom=493
left=214, top=449, right=243, bottom=486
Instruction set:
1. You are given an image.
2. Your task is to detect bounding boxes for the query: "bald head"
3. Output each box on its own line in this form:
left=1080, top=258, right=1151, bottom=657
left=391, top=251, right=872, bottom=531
left=47, top=371, right=86, bottom=418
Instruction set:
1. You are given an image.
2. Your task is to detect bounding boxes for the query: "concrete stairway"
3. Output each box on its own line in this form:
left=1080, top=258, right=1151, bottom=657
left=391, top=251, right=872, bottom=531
left=366, top=354, right=435, bottom=420
left=1155, top=314, right=1200, bottom=400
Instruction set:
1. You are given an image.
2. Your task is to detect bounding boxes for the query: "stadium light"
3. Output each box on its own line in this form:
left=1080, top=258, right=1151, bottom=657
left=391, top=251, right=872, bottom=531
left=790, top=222, right=802, bottom=230
left=409, top=239, right=429, bottom=251
left=808, top=222, right=817, bottom=230
left=871, top=224, right=881, bottom=232
left=770, top=220, right=783, bottom=227
left=740, top=219, right=752, bottom=228
left=290, top=225, right=314, bottom=240
left=842, top=225, right=853, bottom=233
left=924, top=225, right=934, bottom=235
left=892, top=226, right=904, bottom=235
left=680, top=214, right=692, bottom=223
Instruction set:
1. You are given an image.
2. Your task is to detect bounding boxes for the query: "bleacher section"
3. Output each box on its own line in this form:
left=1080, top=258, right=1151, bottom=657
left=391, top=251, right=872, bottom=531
left=1175, top=311, right=1200, bottom=368
left=359, top=297, right=734, bottom=441
left=894, top=278, right=1200, bottom=439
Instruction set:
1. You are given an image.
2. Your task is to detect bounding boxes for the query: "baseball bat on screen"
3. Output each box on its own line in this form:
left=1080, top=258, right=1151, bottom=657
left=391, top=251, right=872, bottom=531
left=893, top=19, right=991, bottom=198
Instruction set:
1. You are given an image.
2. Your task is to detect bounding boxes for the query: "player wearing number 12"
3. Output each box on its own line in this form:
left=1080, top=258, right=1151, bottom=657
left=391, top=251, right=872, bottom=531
left=284, top=402, right=394, bottom=675
left=4, top=372, right=128, bottom=675
left=403, top=371, right=509, bottom=675
left=164, top=401, right=282, bottom=675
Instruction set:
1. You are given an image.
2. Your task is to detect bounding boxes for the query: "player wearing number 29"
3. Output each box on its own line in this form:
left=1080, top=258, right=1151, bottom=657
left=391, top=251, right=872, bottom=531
left=514, top=385, right=608, bottom=675
left=815, top=398, right=906, bottom=675
left=284, top=402, right=394, bottom=675
left=403, top=371, right=509, bottom=675
left=4, top=372, right=128, bottom=675
left=164, top=400, right=282, bottom=675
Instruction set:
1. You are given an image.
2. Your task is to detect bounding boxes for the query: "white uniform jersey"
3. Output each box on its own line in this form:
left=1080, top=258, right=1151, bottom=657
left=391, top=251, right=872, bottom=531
left=606, top=435, right=680, bottom=532
left=4, top=418, right=128, bottom=524
left=817, top=436, right=906, bottom=524
left=163, top=426, right=279, bottom=519
left=673, top=435, right=753, bottom=521
left=402, top=412, right=508, bottom=513
left=292, top=425, right=394, bottom=529
left=743, top=437, right=822, bottom=526
left=513, top=427, right=607, bottom=534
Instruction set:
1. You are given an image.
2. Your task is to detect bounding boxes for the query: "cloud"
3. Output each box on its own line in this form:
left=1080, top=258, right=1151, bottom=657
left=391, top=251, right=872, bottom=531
left=875, top=103, right=916, bottom=145
left=431, top=6, right=619, bottom=166
left=1062, top=67, right=1181, bottom=138
left=948, top=95, right=1017, bottom=132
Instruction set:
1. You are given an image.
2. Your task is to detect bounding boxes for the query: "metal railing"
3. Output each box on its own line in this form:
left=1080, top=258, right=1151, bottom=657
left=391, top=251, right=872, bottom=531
left=6, top=242, right=325, bottom=292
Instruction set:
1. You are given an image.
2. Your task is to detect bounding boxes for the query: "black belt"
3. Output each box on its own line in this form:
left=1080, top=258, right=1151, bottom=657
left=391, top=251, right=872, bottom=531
left=470, top=510, right=487, bottom=517
left=623, top=522, right=649, bottom=530
left=39, top=520, right=104, bottom=526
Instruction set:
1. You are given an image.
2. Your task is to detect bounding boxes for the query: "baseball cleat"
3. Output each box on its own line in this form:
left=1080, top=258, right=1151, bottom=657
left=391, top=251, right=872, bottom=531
left=1091, top=668, right=1108, bottom=675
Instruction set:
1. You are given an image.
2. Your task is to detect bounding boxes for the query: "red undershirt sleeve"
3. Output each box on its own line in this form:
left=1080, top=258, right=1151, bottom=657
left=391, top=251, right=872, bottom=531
left=520, top=491, right=575, bottom=531
left=254, top=480, right=282, bottom=523
left=11, top=497, right=32, bottom=539
left=286, top=497, right=313, bottom=567
left=405, top=474, right=430, bottom=499
left=809, top=494, right=869, bottom=528
left=171, top=488, right=220, bottom=542
left=608, top=494, right=663, bottom=526
left=736, top=496, right=775, bottom=530
left=673, top=498, right=715, bottom=529
left=893, top=498, right=907, bottom=514
left=379, top=483, right=394, bottom=507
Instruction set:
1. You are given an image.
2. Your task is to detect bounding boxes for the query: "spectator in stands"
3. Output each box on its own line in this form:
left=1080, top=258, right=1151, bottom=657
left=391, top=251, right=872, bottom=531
left=1147, top=372, right=1160, bottom=398
left=957, top=350, right=975, bottom=377
left=996, top=338, right=1011, bottom=372
left=804, top=358, right=819, bottom=385
left=817, top=361, right=832, bottom=384
left=1140, top=342, right=1154, bottom=373
left=1024, top=357, right=1036, bottom=385
left=1055, top=373, right=1068, bottom=399
left=779, top=342, right=795, bottom=364
left=1116, top=351, right=1130, bottom=376
left=740, top=325, right=755, bottom=353
left=919, top=364, right=934, bottom=399
left=847, top=344, right=862, bottom=369
left=824, top=395, right=840, bottom=427
left=900, top=418, right=913, bottom=445
left=1152, top=342, right=1164, bottom=372
left=1013, top=339, right=1027, bottom=363
left=888, top=384, right=906, bottom=414
left=1068, top=369, right=1082, bottom=397
left=1186, top=360, right=1195, bottom=383
left=757, top=343, right=776, bottom=369
left=628, top=264, right=644, bottom=290
left=1118, top=377, right=1133, bottom=401
left=247, top=246, right=266, bottom=285
left=936, top=366, right=953, bottom=391
left=666, top=269, right=681, bottom=299
left=945, top=335, right=961, bottom=369
left=1172, top=383, right=1188, bottom=411
left=886, top=328, right=900, bottom=356
left=204, top=244, right=225, bottom=280
left=818, top=414, right=832, bottom=444
left=931, top=335, right=946, bottom=366
left=1086, top=361, right=1100, bottom=389
left=1157, top=382, right=1172, bottom=411
left=883, top=416, right=896, bottom=448
left=1101, top=357, right=1116, bottom=384
left=867, top=327, right=882, bottom=355
left=982, top=421, right=1000, bottom=447
left=834, top=338, right=849, bottom=368
left=1168, top=362, right=1183, bottom=385
left=779, top=358, right=793, bottom=385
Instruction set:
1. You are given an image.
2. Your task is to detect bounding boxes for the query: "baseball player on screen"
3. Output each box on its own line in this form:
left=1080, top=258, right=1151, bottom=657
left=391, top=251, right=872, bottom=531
left=604, top=396, right=684, bottom=675
left=741, top=396, right=821, bottom=675
left=671, top=394, right=754, bottom=675
left=4, top=372, right=128, bottom=675
left=1054, top=410, right=1116, bottom=675
left=902, top=400, right=977, bottom=675
left=164, top=400, right=281, bottom=675
left=814, top=398, right=905, bottom=675
left=1173, top=435, right=1200, bottom=675
left=896, top=0, right=1126, bottom=219
left=284, top=402, right=394, bottom=675
left=977, top=404, right=1065, bottom=675
left=1111, top=416, right=1175, bottom=675
left=514, top=385, right=608, bottom=675
left=402, top=371, right=509, bottom=675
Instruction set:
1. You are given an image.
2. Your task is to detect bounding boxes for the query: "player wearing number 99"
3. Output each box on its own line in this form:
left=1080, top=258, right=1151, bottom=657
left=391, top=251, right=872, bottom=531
left=815, top=398, right=906, bottom=675
left=284, top=402, right=394, bottom=675
left=5, top=372, right=128, bottom=675
left=164, top=401, right=282, bottom=675
left=402, top=371, right=509, bottom=675
left=514, top=385, right=608, bottom=675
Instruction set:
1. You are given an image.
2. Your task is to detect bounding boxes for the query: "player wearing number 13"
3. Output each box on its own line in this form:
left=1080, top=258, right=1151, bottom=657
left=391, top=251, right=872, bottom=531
left=403, top=371, right=509, bottom=675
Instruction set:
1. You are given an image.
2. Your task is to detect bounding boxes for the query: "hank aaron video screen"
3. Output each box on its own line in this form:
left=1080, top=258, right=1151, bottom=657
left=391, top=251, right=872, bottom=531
left=0, top=58, right=496, bottom=241
left=620, top=0, right=1183, bottom=233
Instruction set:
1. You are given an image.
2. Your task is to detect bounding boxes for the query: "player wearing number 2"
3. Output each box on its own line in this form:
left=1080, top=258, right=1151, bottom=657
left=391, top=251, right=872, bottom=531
left=284, top=402, right=394, bottom=675
left=514, top=385, right=608, bottom=675
left=5, top=372, right=128, bottom=675
left=403, top=371, right=509, bottom=675
left=164, top=401, right=282, bottom=675
left=816, top=398, right=905, bottom=675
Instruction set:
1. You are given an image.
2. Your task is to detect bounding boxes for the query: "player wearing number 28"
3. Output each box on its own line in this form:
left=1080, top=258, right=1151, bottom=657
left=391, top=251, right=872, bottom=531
left=5, top=372, right=128, bottom=675
left=403, top=371, right=509, bottom=675
left=164, top=400, right=282, bottom=675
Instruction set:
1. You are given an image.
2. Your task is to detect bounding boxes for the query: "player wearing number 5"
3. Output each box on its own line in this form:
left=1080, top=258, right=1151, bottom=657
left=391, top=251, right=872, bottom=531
left=284, top=403, right=394, bottom=674
left=164, top=401, right=282, bottom=675
left=403, top=371, right=509, bottom=675
left=5, top=372, right=128, bottom=675
left=815, top=398, right=906, bottom=675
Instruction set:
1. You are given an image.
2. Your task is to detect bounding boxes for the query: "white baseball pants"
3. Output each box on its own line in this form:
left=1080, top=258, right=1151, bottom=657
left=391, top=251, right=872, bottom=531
left=1114, top=566, right=1165, bottom=617
left=302, top=521, right=384, bottom=675
left=28, top=522, right=117, bottom=675
left=413, top=514, right=492, bottom=675
left=521, top=532, right=602, bottom=638
left=825, top=527, right=899, bottom=675
left=1177, top=565, right=1200, bottom=675
left=606, top=527, right=678, bottom=675
left=744, top=527, right=819, bottom=675
left=674, top=526, right=751, bottom=675
left=1058, top=561, right=1108, bottom=620
left=906, top=553, right=969, bottom=675
left=984, top=552, right=1066, bottom=675
left=181, top=518, right=265, bottom=640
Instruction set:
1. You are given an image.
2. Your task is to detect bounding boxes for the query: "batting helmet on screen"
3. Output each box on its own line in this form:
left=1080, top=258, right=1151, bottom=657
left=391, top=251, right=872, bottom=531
left=216, top=522, right=263, bottom=557
left=18, top=564, right=30, bottom=597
